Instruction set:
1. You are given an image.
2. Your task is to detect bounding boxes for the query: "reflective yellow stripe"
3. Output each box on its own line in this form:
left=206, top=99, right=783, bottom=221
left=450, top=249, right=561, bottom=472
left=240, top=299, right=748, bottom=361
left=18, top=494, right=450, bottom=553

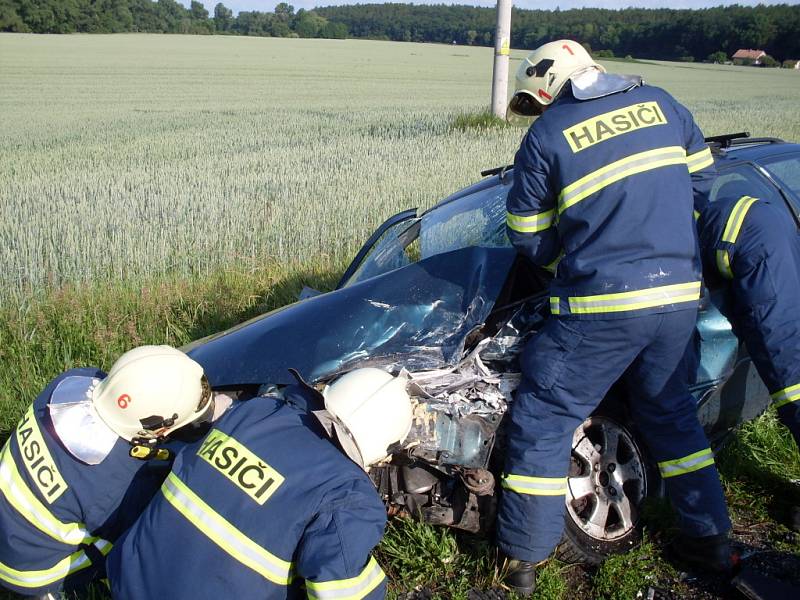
left=506, top=210, right=556, bottom=233
left=562, top=281, right=700, bottom=315
left=0, top=539, right=110, bottom=589
left=658, top=448, right=714, bottom=478
left=721, top=196, right=758, bottom=244
left=772, top=383, right=800, bottom=408
left=549, top=297, right=561, bottom=315
left=306, top=556, right=385, bottom=600
left=0, top=445, right=93, bottom=546
left=501, top=474, right=567, bottom=496
left=693, top=210, right=700, bottom=221
left=558, top=146, right=687, bottom=213
left=715, top=196, right=758, bottom=278
left=161, top=473, right=293, bottom=585
left=686, top=147, right=714, bottom=174
left=716, top=249, right=733, bottom=279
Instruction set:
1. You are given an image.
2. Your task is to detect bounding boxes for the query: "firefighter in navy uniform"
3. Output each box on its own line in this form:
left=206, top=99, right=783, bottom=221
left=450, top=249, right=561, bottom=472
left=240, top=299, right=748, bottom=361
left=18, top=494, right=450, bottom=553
left=496, top=41, right=733, bottom=595
left=698, top=195, right=800, bottom=453
left=107, top=367, right=413, bottom=600
left=0, top=345, right=215, bottom=597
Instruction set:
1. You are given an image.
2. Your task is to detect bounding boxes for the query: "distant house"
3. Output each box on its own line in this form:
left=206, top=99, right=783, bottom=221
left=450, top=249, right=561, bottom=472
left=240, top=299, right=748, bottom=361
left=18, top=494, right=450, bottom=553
left=783, top=59, right=800, bottom=69
left=732, top=49, right=766, bottom=65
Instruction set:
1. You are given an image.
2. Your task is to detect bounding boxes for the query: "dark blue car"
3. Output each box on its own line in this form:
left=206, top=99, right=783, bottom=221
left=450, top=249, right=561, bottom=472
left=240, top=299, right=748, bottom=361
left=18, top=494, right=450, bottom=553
left=185, top=134, right=800, bottom=564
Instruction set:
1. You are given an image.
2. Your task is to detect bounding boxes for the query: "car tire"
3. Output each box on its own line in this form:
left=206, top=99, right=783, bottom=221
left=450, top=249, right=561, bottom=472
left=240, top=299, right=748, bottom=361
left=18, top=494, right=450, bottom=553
left=556, top=413, right=660, bottom=565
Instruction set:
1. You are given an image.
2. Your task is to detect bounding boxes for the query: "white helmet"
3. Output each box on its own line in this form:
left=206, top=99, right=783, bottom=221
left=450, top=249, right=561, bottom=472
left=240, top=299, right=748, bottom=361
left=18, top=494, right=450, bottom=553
left=507, top=40, right=604, bottom=125
left=92, top=345, right=212, bottom=442
left=320, top=368, right=413, bottom=469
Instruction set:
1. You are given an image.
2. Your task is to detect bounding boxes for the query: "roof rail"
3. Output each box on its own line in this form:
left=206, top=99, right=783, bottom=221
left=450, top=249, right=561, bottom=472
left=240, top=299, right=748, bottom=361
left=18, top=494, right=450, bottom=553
left=705, top=132, right=750, bottom=148
left=481, top=164, right=514, bottom=178
left=705, top=132, right=785, bottom=149
left=728, top=137, right=785, bottom=146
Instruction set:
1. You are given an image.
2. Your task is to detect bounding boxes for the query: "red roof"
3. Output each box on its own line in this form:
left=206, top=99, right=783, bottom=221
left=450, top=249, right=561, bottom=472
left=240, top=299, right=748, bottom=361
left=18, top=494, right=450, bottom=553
left=732, top=49, right=766, bottom=60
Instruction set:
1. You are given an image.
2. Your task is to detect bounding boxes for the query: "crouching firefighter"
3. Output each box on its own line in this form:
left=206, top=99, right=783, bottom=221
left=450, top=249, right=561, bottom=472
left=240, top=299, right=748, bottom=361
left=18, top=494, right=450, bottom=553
left=0, top=345, right=215, bottom=597
left=698, top=196, right=800, bottom=456
left=496, top=40, right=734, bottom=595
left=107, top=367, right=414, bottom=600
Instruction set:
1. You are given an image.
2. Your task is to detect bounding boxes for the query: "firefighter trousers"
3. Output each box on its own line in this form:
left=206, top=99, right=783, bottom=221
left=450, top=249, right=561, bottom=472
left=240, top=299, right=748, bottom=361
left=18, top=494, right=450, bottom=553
left=496, top=310, right=731, bottom=563
left=735, top=308, right=800, bottom=449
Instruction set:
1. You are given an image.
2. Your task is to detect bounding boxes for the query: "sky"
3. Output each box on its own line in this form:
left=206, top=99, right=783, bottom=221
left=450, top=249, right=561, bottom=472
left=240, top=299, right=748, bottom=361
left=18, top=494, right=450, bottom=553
left=188, top=0, right=800, bottom=14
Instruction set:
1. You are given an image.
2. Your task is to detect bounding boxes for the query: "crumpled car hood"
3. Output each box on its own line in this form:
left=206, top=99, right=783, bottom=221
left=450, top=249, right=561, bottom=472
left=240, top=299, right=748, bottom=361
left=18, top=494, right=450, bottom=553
left=185, top=247, right=517, bottom=386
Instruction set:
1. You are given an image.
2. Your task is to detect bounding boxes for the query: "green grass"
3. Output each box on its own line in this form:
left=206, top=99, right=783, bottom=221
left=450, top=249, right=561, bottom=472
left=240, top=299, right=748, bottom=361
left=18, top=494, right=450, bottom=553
left=717, top=411, right=800, bottom=536
left=451, top=111, right=511, bottom=132
left=379, top=518, right=497, bottom=598
left=1, top=33, right=800, bottom=599
left=591, top=536, right=680, bottom=600
left=378, top=518, right=577, bottom=599
left=0, top=262, right=345, bottom=437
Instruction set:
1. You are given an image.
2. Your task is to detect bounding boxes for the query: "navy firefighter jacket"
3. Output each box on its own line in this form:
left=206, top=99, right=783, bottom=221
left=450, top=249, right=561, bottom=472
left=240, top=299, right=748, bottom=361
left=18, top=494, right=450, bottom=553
left=698, top=195, right=800, bottom=405
left=506, top=83, right=716, bottom=319
left=107, top=385, right=388, bottom=600
left=0, top=368, right=172, bottom=595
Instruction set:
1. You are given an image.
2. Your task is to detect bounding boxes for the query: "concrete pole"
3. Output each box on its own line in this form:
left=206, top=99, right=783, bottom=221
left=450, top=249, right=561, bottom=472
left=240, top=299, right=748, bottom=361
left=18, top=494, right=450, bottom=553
left=491, top=0, right=512, bottom=118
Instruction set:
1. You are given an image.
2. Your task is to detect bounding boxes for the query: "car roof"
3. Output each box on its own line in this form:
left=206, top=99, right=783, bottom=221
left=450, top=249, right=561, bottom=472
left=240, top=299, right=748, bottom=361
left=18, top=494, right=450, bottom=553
left=713, top=140, right=800, bottom=166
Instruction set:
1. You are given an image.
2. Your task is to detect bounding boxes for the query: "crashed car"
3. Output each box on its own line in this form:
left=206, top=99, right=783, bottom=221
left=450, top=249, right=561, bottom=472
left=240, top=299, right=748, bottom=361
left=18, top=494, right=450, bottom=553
left=185, top=133, right=800, bottom=564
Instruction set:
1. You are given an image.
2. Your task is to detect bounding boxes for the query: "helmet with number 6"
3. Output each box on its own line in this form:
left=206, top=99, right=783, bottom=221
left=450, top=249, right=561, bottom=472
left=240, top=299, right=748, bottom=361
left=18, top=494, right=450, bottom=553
left=507, top=39, right=604, bottom=125
left=321, top=368, right=412, bottom=469
left=92, top=345, right=212, bottom=442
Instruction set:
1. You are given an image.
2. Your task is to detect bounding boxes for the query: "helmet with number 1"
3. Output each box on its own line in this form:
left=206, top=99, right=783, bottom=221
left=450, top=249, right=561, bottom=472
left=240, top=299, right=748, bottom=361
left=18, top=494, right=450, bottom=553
left=507, top=40, right=604, bottom=125
left=92, top=345, right=212, bottom=442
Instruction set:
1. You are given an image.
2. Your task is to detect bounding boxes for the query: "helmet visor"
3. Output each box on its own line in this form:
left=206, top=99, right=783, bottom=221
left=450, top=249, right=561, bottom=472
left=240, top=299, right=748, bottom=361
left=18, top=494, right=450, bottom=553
left=509, top=92, right=544, bottom=117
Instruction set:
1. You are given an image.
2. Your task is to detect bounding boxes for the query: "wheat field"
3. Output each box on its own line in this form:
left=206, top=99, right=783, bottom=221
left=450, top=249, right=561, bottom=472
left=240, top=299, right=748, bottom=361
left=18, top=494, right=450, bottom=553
left=1, top=34, right=798, bottom=300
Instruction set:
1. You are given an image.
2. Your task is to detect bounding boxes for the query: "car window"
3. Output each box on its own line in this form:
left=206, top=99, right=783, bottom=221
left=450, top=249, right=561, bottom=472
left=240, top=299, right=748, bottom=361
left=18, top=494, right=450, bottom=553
left=345, top=180, right=511, bottom=286
left=345, top=219, right=421, bottom=285
left=710, top=164, right=781, bottom=203
left=419, top=184, right=511, bottom=257
left=760, top=152, right=800, bottom=197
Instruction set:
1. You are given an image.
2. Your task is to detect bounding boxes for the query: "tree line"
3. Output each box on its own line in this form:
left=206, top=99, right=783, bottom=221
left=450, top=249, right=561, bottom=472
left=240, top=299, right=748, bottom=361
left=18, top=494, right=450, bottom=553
left=316, top=3, right=800, bottom=62
left=2, top=1, right=800, bottom=62
left=0, top=0, right=347, bottom=38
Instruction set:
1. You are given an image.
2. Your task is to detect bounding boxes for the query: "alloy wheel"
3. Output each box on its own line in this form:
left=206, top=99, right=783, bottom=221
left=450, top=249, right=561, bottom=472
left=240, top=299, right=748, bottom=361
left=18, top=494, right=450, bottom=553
left=565, top=416, right=647, bottom=541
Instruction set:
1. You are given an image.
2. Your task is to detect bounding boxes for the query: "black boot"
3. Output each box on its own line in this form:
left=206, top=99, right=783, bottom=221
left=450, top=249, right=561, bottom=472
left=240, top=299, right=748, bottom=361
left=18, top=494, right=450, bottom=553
left=670, top=532, right=740, bottom=574
left=502, top=557, right=536, bottom=597
left=789, top=506, right=800, bottom=532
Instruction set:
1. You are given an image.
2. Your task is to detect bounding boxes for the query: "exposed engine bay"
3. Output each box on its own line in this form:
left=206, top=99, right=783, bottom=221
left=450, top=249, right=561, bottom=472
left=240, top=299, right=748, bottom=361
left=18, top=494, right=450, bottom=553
left=369, top=298, right=547, bottom=533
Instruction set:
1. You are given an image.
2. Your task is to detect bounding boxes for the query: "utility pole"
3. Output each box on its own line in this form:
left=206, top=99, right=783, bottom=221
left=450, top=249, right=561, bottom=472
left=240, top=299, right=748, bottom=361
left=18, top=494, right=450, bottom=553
left=491, top=0, right=512, bottom=118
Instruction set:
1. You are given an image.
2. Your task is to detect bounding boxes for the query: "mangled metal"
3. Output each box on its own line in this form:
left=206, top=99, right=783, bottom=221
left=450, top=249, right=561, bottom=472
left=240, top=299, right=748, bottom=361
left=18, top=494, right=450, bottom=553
left=402, top=340, right=519, bottom=469
left=369, top=338, right=526, bottom=533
